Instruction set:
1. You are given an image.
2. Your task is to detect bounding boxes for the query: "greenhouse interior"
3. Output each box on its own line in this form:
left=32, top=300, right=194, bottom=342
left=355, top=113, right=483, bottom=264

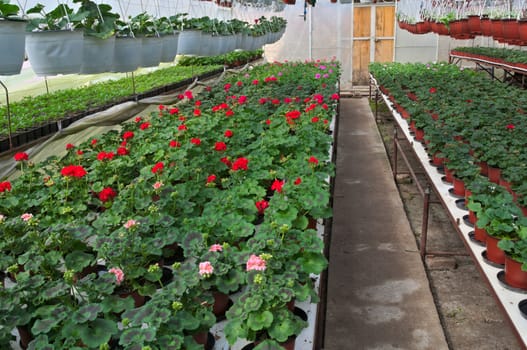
left=1, top=0, right=527, bottom=349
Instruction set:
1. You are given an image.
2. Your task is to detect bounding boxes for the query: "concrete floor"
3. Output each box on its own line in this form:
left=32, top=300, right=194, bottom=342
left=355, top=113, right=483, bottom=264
left=323, top=98, right=449, bottom=350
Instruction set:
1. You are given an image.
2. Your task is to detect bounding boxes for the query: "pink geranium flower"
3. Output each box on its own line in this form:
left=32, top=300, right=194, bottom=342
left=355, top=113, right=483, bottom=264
left=199, top=261, right=214, bottom=276
left=108, top=267, right=124, bottom=285
left=246, top=254, right=266, bottom=271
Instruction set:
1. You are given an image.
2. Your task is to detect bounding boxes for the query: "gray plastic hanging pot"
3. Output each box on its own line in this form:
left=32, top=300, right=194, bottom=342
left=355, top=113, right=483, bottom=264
left=160, top=33, right=179, bottom=62
left=177, top=30, right=202, bottom=55
left=26, top=30, right=84, bottom=76
left=111, top=36, right=141, bottom=73
left=140, top=36, right=163, bottom=68
left=80, top=35, right=115, bottom=74
left=0, top=19, right=26, bottom=75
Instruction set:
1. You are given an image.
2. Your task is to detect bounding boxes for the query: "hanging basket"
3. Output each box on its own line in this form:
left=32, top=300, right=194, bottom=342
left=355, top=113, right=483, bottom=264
left=177, top=30, right=202, bottom=56
left=0, top=19, right=26, bottom=75
left=80, top=35, right=115, bottom=74
left=111, top=36, right=142, bottom=73
left=160, top=33, right=179, bottom=63
left=26, top=30, right=84, bottom=76
left=140, top=36, right=163, bottom=68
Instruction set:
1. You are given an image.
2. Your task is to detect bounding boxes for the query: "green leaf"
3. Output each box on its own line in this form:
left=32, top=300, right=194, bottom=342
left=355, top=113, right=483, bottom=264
left=79, top=318, right=117, bottom=348
left=72, top=303, right=102, bottom=323
left=119, top=327, right=156, bottom=346
left=297, top=252, right=328, bottom=274
left=247, top=310, right=273, bottom=331
left=224, top=318, right=246, bottom=345
left=243, top=295, right=263, bottom=312
left=65, top=251, right=95, bottom=271
left=32, top=318, right=60, bottom=335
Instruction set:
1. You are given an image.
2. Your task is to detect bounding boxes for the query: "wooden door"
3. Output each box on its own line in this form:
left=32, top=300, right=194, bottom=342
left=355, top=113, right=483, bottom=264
left=352, top=3, right=395, bottom=85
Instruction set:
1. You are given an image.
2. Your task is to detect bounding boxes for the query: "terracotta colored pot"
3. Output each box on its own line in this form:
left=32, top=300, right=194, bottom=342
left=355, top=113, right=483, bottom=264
left=474, top=224, right=487, bottom=243
left=468, top=15, right=482, bottom=34
left=519, top=20, right=527, bottom=42
left=479, top=161, right=488, bottom=176
left=453, top=177, right=465, bottom=196
left=505, top=255, right=527, bottom=290
left=416, top=21, right=431, bottom=34
left=487, top=166, right=501, bottom=184
left=213, top=291, right=231, bottom=317
left=485, top=233, right=505, bottom=265
left=491, top=19, right=504, bottom=40
left=502, top=19, right=520, bottom=42
left=414, top=128, right=425, bottom=142
left=481, top=17, right=492, bottom=36
left=432, top=153, right=445, bottom=167
left=444, top=166, right=454, bottom=183
left=468, top=210, right=476, bottom=225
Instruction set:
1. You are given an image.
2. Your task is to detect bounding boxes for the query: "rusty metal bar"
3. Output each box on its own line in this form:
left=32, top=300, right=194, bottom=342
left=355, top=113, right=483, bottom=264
left=0, top=79, right=13, bottom=150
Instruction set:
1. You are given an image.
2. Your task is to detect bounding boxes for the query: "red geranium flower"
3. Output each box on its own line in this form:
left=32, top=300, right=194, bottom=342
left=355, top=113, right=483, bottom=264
left=294, top=177, right=302, bottom=185
left=224, top=83, right=231, bottom=91
left=193, top=109, right=201, bottom=117
left=224, top=129, right=233, bottom=138
left=184, top=90, right=193, bottom=100
left=99, top=187, right=117, bottom=202
left=308, top=156, right=319, bottom=165
left=122, top=131, right=134, bottom=140
left=214, top=142, right=227, bottom=151
left=140, top=122, right=150, bottom=130
left=255, top=200, right=269, bottom=214
left=259, top=98, right=267, bottom=105
left=76, top=150, right=84, bottom=156
left=507, top=124, right=515, bottom=130
left=134, top=117, right=142, bottom=123
left=117, top=147, right=129, bottom=156
left=252, top=79, right=259, bottom=85
left=97, top=151, right=115, bottom=161
left=61, top=165, right=87, bottom=178
left=271, top=179, right=285, bottom=193
left=311, top=117, right=319, bottom=123
left=285, top=110, right=301, bottom=120
left=236, top=81, right=243, bottom=87
left=232, top=157, right=249, bottom=171
left=66, top=143, right=75, bottom=150
left=284, top=97, right=292, bottom=104
left=151, top=162, right=164, bottom=174
left=265, top=119, right=271, bottom=125
left=178, top=124, right=187, bottom=131
left=206, top=174, right=216, bottom=183
left=271, top=99, right=280, bottom=105
left=429, top=87, right=437, bottom=93
left=14, top=152, right=28, bottom=161
left=331, top=93, right=340, bottom=100
left=191, top=138, right=201, bottom=146
left=158, top=104, right=165, bottom=111
left=220, top=157, right=232, bottom=167
left=179, top=116, right=186, bottom=122
left=169, top=140, right=181, bottom=148
left=195, top=100, right=202, bottom=107
left=0, top=181, right=12, bottom=192
left=169, top=108, right=179, bottom=115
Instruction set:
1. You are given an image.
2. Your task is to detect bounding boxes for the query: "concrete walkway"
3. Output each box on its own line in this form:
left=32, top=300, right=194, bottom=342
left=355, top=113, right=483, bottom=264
left=323, top=98, right=448, bottom=350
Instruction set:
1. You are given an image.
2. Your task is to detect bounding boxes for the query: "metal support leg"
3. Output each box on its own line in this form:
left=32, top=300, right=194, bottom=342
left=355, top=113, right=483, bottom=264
left=420, top=186, right=431, bottom=260
left=375, top=88, right=379, bottom=121
left=131, top=71, right=137, bottom=102
left=393, top=127, right=398, bottom=180
left=44, top=76, right=50, bottom=94
left=0, top=79, right=13, bottom=150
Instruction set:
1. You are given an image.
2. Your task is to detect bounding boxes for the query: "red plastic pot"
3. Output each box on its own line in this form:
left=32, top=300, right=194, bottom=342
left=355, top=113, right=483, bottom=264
left=491, top=19, right=504, bottom=41
left=481, top=17, right=492, bottom=36
left=467, top=15, right=482, bottom=34
left=487, top=166, right=501, bottom=184
left=453, top=177, right=465, bottom=196
left=485, top=233, right=505, bottom=265
left=502, top=19, right=520, bottom=43
left=504, top=255, right=527, bottom=290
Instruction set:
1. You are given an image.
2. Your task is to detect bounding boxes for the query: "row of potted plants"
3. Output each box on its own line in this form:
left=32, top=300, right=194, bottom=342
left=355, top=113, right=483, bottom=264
left=0, top=0, right=286, bottom=76
left=177, top=49, right=263, bottom=69
left=0, top=63, right=224, bottom=146
left=369, top=61, right=527, bottom=290
left=0, top=59, right=340, bottom=349
left=450, top=46, right=527, bottom=70
left=396, top=0, right=527, bottom=44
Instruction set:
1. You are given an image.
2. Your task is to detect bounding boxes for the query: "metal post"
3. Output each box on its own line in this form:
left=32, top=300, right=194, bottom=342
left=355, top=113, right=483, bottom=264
left=392, top=127, right=398, bottom=179
left=44, top=76, right=50, bottom=94
left=420, top=186, right=431, bottom=260
left=0, top=79, right=13, bottom=150
left=375, top=88, right=379, bottom=121
left=131, top=71, right=137, bottom=101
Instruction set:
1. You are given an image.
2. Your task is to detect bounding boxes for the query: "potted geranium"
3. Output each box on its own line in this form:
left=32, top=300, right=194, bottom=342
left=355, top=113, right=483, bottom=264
left=0, top=0, right=27, bottom=75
